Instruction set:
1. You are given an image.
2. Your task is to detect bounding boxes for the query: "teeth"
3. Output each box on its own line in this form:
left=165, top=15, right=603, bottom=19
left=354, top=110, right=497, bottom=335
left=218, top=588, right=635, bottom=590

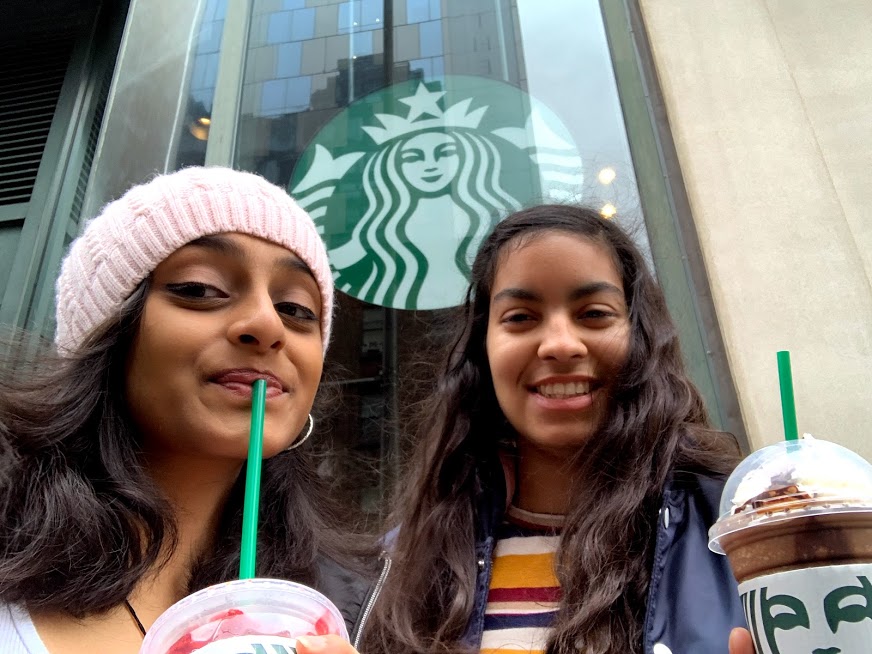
left=537, top=381, right=591, bottom=398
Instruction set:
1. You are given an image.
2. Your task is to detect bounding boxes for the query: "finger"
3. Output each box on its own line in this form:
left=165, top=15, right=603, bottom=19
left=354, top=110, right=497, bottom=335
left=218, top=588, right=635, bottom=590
left=729, top=627, right=754, bottom=654
left=296, top=634, right=358, bottom=654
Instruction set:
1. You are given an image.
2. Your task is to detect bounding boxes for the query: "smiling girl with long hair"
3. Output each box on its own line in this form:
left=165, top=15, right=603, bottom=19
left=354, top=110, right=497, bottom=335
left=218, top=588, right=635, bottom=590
left=363, top=204, right=752, bottom=654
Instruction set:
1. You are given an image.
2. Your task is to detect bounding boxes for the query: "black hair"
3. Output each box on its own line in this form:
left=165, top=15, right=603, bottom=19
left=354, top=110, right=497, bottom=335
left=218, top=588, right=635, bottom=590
left=363, top=205, right=739, bottom=654
left=0, top=280, right=371, bottom=617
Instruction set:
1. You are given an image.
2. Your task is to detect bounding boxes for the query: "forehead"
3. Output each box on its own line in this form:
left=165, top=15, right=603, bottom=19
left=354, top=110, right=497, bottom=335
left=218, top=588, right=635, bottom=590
left=492, top=231, right=622, bottom=288
left=178, top=232, right=292, bottom=257
left=161, top=233, right=313, bottom=276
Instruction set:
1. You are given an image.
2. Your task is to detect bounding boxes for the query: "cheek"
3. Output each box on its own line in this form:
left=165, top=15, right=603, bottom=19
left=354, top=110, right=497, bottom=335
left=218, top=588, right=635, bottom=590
left=614, top=338, right=631, bottom=370
left=600, top=325, right=631, bottom=372
left=302, top=358, right=324, bottom=396
left=125, top=330, right=160, bottom=393
left=125, top=342, right=166, bottom=438
left=289, top=341, right=324, bottom=396
left=125, top=308, right=199, bottom=406
left=485, top=335, right=518, bottom=395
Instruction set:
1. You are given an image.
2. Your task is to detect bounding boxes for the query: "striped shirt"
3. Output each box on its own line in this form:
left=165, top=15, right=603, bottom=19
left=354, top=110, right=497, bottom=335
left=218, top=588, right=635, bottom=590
left=481, top=506, right=564, bottom=654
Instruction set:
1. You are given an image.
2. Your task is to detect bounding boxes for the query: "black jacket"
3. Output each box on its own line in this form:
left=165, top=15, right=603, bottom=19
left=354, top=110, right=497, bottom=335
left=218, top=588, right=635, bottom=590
left=464, top=468, right=747, bottom=654
left=316, top=556, right=389, bottom=649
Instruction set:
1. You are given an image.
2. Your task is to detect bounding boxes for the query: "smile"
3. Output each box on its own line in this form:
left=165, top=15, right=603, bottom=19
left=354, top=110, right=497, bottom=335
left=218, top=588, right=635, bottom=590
left=535, top=381, right=592, bottom=399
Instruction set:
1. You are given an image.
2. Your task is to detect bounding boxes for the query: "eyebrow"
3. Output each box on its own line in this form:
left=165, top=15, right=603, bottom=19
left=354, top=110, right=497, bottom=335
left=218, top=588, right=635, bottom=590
left=492, top=281, right=624, bottom=304
left=184, top=234, right=315, bottom=277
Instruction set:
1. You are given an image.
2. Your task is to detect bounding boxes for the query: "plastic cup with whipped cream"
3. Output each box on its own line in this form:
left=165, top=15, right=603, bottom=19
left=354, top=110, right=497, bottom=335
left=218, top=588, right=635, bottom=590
left=709, top=435, right=872, bottom=653
left=139, top=578, right=348, bottom=654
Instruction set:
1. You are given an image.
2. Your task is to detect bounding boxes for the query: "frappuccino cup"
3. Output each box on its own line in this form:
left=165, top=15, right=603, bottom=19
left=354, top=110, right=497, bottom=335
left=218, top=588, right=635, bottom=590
left=709, top=436, right=872, bottom=654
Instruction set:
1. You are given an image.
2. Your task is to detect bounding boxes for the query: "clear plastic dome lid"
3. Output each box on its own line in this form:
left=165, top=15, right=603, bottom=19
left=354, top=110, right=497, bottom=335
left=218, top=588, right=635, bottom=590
left=708, top=435, right=872, bottom=553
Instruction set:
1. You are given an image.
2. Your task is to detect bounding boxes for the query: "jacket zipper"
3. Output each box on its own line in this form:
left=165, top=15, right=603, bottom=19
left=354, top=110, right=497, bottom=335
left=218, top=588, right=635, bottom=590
left=353, top=553, right=392, bottom=649
left=643, top=494, right=675, bottom=653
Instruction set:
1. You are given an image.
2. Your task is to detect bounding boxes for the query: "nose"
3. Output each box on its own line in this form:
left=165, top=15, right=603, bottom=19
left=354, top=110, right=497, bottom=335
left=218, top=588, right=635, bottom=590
left=227, top=290, right=286, bottom=353
left=537, top=314, right=587, bottom=361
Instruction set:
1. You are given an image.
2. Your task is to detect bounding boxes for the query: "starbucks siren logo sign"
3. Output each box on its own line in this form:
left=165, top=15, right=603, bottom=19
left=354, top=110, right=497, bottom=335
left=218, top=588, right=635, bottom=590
left=739, top=566, right=872, bottom=654
left=291, top=76, right=583, bottom=310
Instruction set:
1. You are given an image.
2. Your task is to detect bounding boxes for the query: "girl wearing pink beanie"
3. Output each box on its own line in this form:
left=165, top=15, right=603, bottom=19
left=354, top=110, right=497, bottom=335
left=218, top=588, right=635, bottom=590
left=0, top=167, right=377, bottom=654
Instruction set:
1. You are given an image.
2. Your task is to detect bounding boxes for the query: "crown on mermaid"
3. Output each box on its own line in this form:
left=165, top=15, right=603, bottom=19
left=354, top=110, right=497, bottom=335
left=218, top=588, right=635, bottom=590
left=362, top=84, right=487, bottom=146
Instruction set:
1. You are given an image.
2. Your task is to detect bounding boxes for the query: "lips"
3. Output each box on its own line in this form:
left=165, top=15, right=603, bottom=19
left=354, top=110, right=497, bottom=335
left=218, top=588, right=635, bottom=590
left=209, top=369, right=287, bottom=397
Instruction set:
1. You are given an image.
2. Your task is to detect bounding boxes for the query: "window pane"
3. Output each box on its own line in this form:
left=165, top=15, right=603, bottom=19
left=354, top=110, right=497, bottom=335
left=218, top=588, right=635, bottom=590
left=82, top=2, right=227, bottom=217
left=234, top=0, right=652, bottom=517
left=77, top=1, right=727, bottom=516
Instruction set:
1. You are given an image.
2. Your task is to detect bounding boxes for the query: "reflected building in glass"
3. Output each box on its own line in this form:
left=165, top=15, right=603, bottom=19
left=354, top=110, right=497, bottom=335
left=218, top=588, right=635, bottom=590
left=1, top=0, right=761, bottom=513
left=210, top=1, right=556, bottom=514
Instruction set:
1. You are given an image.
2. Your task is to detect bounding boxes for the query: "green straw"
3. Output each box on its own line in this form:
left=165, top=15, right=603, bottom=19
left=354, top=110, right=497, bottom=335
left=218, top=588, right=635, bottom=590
left=240, top=378, right=267, bottom=579
left=776, top=351, right=799, bottom=441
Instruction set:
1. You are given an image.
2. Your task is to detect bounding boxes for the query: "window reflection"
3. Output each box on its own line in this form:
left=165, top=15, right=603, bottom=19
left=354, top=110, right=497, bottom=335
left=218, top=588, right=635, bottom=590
left=232, top=0, right=648, bottom=518
left=176, top=0, right=227, bottom=167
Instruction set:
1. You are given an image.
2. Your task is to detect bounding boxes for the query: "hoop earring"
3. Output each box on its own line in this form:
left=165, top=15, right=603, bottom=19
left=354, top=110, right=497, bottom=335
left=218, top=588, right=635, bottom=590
left=286, top=414, right=313, bottom=451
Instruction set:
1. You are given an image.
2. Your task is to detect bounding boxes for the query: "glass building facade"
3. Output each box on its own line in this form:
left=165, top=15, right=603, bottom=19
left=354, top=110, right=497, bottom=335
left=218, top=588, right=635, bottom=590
left=0, top=0, right=745, bottom=518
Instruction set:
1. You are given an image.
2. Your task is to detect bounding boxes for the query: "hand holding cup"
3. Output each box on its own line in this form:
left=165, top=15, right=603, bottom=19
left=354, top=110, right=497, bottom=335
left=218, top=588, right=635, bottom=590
left=296, top=634, right=360, bottom=654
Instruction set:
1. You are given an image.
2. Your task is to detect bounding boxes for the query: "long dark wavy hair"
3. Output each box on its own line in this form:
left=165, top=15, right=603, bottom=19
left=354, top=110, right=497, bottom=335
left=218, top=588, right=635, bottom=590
left=0, top=279, right=369, bottom=617
left=362, top=204, right=740, bottom=654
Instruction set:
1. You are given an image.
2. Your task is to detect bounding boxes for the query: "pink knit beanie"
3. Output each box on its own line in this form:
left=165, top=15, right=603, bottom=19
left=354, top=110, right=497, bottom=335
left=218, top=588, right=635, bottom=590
left=55, top=166, right=333, bottom=355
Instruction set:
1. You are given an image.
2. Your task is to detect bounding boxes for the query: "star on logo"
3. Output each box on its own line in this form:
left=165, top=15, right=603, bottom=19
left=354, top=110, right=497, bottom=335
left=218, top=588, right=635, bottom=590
left=398, top=84, right=445, bottom=121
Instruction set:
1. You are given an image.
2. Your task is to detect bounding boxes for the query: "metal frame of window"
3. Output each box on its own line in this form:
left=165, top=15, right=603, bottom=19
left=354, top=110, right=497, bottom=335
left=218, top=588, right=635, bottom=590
left=205, top=0, right=251, bottom=167
left=599, top=0, right=748, bottom=449
left=0, top=2, right=128, bottom=338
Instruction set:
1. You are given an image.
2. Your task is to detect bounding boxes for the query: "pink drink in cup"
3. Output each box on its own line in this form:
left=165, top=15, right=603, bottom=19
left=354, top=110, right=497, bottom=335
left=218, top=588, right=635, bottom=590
left=139, top=578, right=348, bottom=654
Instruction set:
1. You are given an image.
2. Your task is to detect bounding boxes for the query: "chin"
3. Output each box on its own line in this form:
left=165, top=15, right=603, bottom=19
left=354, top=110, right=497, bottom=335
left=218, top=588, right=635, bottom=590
left=524, top=431, right=592, bottom=453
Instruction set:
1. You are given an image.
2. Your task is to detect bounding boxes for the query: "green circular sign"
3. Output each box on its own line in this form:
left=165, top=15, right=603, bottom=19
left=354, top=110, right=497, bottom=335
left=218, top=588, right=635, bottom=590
left=291, top=75, right=581, bottom=310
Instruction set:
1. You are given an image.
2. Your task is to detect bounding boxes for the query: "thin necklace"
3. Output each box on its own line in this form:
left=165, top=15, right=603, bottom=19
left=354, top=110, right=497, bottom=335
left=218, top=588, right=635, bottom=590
left=123, top=599, right=147, bottom=638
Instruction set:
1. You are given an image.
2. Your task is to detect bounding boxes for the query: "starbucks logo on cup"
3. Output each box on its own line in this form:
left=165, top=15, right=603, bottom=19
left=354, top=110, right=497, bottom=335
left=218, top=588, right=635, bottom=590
left=291, top=76, right=582, bottom=310
left=196, top=635, right=299, bottom=653
left=739, top=564, right=872, bottom=654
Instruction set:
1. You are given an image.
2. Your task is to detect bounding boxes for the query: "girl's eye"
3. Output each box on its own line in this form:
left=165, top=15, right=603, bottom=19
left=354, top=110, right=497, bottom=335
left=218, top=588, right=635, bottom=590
left=166, top=282, right=225, bottom=299
left=275, top=302, right=318, bottom=322
left=503, top=312, right=535, bottom=324
left=580, top=308, right=617, bottom=321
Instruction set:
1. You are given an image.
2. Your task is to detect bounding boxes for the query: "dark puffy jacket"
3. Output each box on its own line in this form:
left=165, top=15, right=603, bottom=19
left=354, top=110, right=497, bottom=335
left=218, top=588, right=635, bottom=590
left=464, top=469, right=747, bottom=654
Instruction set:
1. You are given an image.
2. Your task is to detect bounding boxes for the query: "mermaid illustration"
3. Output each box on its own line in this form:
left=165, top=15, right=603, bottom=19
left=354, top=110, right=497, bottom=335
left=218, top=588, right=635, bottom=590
left=292, top=82, right=583, bottom=310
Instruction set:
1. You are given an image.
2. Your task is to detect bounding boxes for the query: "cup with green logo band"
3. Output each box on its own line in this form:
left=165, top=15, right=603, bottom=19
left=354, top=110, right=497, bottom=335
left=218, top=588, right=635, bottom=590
left=709, top=436, right=872, bottom=654
left=139, top=578, right=348, bottom=654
